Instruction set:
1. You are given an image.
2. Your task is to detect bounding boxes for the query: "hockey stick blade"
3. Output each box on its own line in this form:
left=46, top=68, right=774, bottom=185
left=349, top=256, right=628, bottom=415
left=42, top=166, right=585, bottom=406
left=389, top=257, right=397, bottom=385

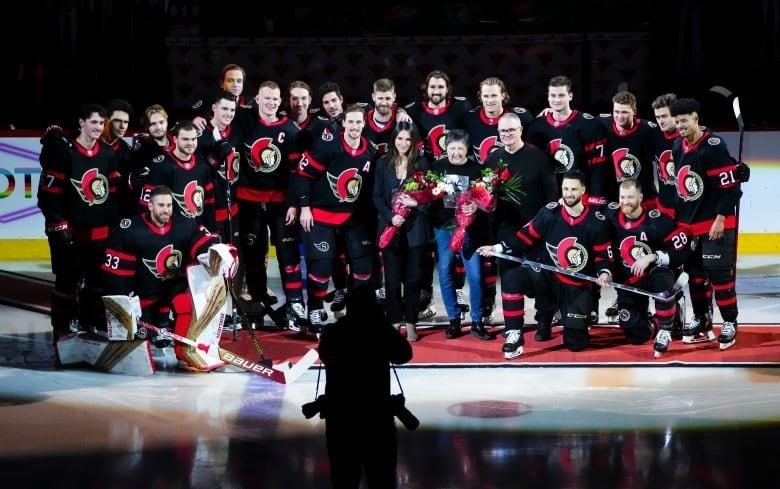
left=139, top=320, right=212, bottom=353
left=709, top=85, right=734, bottom=99
left=732, top=97, right=744, bottom=131
left=489, top=251, right=683, bottom=302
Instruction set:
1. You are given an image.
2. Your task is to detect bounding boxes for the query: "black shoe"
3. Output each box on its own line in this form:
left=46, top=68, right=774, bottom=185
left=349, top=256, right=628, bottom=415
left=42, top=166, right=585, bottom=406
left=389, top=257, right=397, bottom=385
left=470, top=322, right=494, bottom=341
left=445, top=318, right=462, bottom=339
left=535, top=322, right=552, bottom=342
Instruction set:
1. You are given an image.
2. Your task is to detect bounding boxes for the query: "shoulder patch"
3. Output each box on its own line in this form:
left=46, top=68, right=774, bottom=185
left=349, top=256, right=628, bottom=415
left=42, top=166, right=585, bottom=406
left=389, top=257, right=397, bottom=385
left=594, top=211, right=606, bottom=221
left=152, top=154, right=165, bottom=163
left=608, top=202, right=620, bottom=209
left=512, top=107, right=528, bottom=114
left=119, top=218, right=131, bottom=229
left=321, top=130, right=333, bottom=142
left=454, top=96, right=467, bottom=101
left=191, top=100, right=203, bottom=110
left=708, top=137, right=721, bottom=145
left=316, top=115, right=330, bottom=122
left=647, top=121, right=658, bottom=128
left=546, top=201, right=559, bottom=209
left=583, top=113, right=594, bottom=119
left=648, top=209, right=661, bottom=218
left=599, top=113, right=611, bottom=118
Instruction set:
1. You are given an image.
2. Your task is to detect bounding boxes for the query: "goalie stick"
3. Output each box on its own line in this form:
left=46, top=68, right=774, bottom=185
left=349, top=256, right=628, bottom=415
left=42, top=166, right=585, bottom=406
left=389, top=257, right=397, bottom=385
left=488, top=251, right=688, bottom=302
left=137, top=319, right=318, bottom=384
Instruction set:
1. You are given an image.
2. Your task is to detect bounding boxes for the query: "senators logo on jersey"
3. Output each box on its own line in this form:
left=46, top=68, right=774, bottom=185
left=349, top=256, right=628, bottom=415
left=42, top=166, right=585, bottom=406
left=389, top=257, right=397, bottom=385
left=427, top=124, right=447, bottom=157
left=218, top=149, right=240, bottom=183
left=248, top=137, right=282, bottom=173
left=675, top=165, right=704, bottom=201
left=326, top=168, right=362, bottom=203
left=172, top=180, right=204, bottom=217
left=70, top=168, right=109, bottom=206
left=476, top=135, right=499, bottom=164
left=656, top=149, right=675, bottom=184
left=612, top=148, right=641, bottom=181
left=546, top=237, right=588, bottom=272
left=142, top=244, right=183, bottom=280
left=548, top=138, right=575, bottom=173
left=618, top=235, right=652, bottom=267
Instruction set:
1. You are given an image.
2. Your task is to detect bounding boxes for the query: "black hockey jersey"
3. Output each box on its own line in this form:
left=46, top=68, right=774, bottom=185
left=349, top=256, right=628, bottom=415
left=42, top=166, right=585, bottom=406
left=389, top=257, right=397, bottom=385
left=197, top=122, right=242, bottom=231
left=102, top=213, right=218, bottom=307
left=526, top=110, right=607, bottom=177
left=652, top=127, right=680, bottom=217
left=237, top=115, right=300, bottom=204
left=140, top=152, right=216, bottom=230
left=362, top=105, right=397, bottom=157
left=37, top=138, right=120, bottom=241
left=603, top=203, right=689, bottom=285
left=672, top=130, right=741, bottom=237
left=503, top=202, right=613, bottom=287
left=292, top=134, right=378, bottom=226
left=404, top=97, right=470, bottom=158
left=598, top=115, right=657, bottom=204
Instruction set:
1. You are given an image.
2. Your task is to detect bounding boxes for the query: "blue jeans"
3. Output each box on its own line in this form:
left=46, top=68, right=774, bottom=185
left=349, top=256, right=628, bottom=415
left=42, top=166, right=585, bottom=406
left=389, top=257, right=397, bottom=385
left=434, top=227, right=483, bottom=322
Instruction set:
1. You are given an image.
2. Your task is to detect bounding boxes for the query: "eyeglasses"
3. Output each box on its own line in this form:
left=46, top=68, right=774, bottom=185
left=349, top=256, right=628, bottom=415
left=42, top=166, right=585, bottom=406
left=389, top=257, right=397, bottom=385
left=498, top=128, right=519, bottom=134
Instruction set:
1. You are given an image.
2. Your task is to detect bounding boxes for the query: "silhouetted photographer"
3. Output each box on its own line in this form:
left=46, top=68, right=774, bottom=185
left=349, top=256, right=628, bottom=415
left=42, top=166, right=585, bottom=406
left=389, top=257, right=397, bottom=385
left=303, top=285, right=415, bottom=489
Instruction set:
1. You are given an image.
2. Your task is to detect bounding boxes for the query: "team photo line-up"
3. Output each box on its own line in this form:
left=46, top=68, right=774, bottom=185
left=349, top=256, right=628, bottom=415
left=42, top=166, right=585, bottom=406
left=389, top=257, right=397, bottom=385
left=38, top=65, right=748, bottom=370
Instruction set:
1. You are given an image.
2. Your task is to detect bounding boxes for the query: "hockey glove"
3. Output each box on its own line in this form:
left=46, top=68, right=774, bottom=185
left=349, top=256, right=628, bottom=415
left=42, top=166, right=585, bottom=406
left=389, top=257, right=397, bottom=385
left=46, top=222, right=74, bottom=248
left=735, top=160, right=750, bottom=183
left=216, top=139, right=234, bottom=160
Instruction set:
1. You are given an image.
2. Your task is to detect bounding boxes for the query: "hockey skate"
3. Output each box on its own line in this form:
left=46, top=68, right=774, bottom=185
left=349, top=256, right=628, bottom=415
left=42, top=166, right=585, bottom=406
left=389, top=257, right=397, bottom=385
left=502, top=329, right=524, bottom=359
left=653, top=329, right=672, bottom=358
left=718, top=321, right=738, bottom=350
left=330, top=289, right=348, bottom=319
left=418, top=290, right=437, bottom=320
left=307, top=309, right=328, bottom=338
left=682, top=314, right=716, bottom=344
left=286, top=301, right=307, bottom=333
left=671, top=294, right=686, bottom=340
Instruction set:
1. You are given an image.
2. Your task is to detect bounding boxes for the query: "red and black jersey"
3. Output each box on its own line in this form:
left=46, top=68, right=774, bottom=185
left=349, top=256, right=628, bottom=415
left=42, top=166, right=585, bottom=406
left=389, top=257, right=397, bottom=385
left=362, top=105, right=398, bottom=157
left=404, top=97, right=471, bottom=158
left=291, top=134, right=378, bottom=226
left=300, top=114, right=342, bottom=153
left=103, top=136, right=136, bottom=217
left=603, top=203, right=690, bottom=284
left=197, top=122, right=242, bottom=229
left=464, top=106, right=533, bottom=164
left=129, top=133, right=176, bottom=195
left=598, top=115, right=658, bottom=204
left=485, top=144, right=558, bottom=228
left=140, top=153, right=216, bottom=230
left=672, top=130, right=741, bottom=237
left=236, top=115, right=300, bottom=204
left=652, top=127, right=681, bottom=217
left=102, top=213, right=218, bottom=307
left=504, top=202, right=613, bottom=287
left=526, top=110, right=608, bottom=203
left=37, top=138, right=120, bottom=241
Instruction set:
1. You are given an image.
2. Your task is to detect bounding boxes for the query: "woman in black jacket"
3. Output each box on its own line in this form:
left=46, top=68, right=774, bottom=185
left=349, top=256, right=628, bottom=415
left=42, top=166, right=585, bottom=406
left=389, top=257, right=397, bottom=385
left=372, top=121, right=432, bottom=341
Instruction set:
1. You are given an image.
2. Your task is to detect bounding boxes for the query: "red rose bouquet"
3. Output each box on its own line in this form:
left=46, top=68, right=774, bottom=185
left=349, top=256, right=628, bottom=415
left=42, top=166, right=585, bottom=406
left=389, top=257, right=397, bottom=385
left=450, top=161, right=524, bottom=251
left=378, top=170, right=446, bottom=249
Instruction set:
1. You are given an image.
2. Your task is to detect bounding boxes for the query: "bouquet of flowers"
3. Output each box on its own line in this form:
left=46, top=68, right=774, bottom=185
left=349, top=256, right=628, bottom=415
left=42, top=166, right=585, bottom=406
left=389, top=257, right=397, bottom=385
left=450, top=161, right=524, bottom=251
left=378, top=170, right=447, bottom=249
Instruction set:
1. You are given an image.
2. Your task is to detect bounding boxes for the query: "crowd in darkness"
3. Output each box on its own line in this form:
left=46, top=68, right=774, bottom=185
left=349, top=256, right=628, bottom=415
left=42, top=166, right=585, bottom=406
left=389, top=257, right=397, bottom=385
left=2, top=1, right=778, bottom=130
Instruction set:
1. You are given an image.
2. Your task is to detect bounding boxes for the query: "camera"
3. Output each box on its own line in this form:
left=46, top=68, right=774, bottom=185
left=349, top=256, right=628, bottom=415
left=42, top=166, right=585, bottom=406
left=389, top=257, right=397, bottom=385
left=302, top=395, right=328, bottom=419
left=389, top=394, right=420, bottom=431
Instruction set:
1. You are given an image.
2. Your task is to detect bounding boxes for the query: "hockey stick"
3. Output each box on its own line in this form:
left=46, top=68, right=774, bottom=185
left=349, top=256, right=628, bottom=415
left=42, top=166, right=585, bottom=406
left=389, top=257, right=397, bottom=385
left=488, top=251, right=688, bottom=302
left=139, top=318, right=318, bottom=383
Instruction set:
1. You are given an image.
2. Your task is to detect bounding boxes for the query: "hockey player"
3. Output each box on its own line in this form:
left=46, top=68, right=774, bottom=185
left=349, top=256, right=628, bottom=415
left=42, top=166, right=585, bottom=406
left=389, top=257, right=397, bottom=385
left=38, top=103, right=121, bottom=341
left=129, top=104, right=176, bottom=205
left=100, top=98, right=135, bottom=217
left=650, top=93, right=681, bottom=218
left=670, top=98, right=742, bottom=350
left=196, top=91, right=240, bottom=243
left=101, top=185, right=221, bottom=368
left=603, top=179, right=689, bottom=357
left=235, top=80, right=305, bottom=330
left=478, top=170, right=614, bottom=358
left=139, top=120, right=216, bottom=231
left=290, top=104, right=379, bottom=334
